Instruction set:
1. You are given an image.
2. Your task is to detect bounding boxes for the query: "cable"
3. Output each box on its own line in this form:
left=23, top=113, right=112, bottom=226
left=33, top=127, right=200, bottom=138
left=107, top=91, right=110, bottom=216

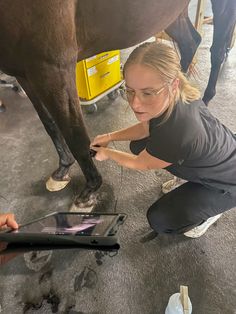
left=110, top=140, right=124, bottom=213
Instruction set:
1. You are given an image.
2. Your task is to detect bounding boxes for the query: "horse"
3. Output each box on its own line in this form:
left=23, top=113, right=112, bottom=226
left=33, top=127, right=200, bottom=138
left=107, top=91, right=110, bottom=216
left=0, top=0, right=235, bottom=209
left=0, top=0, right=190, bottom=209
left=165, top=0, right=236, bottom=105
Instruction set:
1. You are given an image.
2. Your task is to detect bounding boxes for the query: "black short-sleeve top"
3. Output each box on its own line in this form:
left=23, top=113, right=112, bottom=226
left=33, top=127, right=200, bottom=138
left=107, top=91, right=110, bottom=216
left=146, top=99, right=236, bottom=193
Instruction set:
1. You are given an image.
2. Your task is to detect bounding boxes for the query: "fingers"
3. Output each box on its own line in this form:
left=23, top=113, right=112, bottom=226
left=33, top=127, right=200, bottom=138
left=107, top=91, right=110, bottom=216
left=0, top=213, right=18, bottom=229
left=89, top=146, right=107, bottom=161
left=90, top=134, right=110, bottom=148
left=90, top=146, right=99, bottom=151
left=6, top=215, right=19, bottom=229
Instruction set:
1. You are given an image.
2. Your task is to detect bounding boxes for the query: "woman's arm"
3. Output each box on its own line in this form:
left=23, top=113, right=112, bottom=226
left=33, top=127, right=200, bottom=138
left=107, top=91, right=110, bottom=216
left=91, top=122, right=149, bottom=147
left=110, top=122, right=149, bottom=141
left=91, top=147, right=171, bottom=170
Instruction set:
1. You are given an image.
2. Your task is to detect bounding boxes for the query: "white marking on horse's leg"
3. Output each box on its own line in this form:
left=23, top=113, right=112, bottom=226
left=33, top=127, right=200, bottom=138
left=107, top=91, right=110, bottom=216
left=69, top=203, right=95, bottom=213
left=46, top=176, right=71, bottom=192
left=69, top=194, right=98, bottom=212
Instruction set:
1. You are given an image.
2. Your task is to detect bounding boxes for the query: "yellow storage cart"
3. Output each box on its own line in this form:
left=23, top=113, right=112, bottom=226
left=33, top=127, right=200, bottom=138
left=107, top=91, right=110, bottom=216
left=76, top=50, right=123, bottom=112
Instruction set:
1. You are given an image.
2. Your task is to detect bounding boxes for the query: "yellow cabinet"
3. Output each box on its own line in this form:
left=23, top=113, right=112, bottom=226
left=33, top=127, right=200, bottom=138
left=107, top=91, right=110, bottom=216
left=76, top=50, right=121, bottom=101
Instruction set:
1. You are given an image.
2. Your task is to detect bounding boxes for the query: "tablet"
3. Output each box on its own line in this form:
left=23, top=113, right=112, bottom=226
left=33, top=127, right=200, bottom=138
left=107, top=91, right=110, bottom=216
left=0, top=212, right=126, bottom=248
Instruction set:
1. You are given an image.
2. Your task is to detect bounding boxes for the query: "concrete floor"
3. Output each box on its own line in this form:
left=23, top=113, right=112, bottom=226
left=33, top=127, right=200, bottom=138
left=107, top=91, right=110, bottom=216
left=0, top=20, right=236, bottom=314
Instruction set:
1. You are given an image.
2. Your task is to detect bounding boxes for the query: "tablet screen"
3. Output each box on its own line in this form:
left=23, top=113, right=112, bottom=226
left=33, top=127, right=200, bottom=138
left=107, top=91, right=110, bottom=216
left=12, top=213, right=117, bottom=236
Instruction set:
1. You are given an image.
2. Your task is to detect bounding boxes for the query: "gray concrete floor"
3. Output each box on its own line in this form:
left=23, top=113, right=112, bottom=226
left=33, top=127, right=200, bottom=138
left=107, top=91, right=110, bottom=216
left=0, top=20, right=236, bottom=314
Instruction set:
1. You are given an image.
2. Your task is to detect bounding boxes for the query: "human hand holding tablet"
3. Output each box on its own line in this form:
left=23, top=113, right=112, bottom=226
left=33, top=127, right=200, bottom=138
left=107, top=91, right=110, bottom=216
left=0, top=212, right=126, bottom=253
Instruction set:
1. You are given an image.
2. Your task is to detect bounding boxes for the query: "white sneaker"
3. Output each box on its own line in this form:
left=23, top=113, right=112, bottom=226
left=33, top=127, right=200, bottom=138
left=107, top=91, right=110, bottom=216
left=161, top=177, right=187, bottom=194
left=184, top=214, right=222, bottom=238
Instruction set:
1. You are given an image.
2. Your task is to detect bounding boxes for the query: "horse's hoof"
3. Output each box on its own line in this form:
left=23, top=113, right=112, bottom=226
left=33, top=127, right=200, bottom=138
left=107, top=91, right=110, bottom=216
left=69, top=194, right=98, bottom=212
left=70, top=203, right=94, bottom=213
left=46, top=176, right=71, bottom=192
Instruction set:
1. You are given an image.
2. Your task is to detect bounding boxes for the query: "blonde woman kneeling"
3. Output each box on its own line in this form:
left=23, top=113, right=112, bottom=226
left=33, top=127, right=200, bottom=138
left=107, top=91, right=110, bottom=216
left=90, top=42, right=236, bottom=238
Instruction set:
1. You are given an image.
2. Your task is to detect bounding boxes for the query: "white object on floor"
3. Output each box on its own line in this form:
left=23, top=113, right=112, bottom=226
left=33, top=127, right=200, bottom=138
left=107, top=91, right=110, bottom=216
left=161, top=177, right=187, bottom=194
left=24, top=250, right=52, bottom=272
left=46, top=176, right=71, bottom=191
left=184, top=213, right=222, bottom=238
left=165, top=286, right=192, bottom=314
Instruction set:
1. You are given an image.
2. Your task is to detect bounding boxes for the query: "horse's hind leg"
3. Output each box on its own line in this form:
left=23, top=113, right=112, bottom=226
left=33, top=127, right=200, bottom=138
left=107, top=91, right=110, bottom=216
left=202, top=0, right=236, bottom=105
left=17, top=77, right=75, bottom=191
left=23, top=61, right=102, bottom=208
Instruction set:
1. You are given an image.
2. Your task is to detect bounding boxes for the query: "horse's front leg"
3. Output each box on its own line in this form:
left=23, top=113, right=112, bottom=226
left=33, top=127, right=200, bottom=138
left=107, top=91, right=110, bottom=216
left=17, top=77, right=75, bottom=192
left=25, top=62, right=102, bottom=209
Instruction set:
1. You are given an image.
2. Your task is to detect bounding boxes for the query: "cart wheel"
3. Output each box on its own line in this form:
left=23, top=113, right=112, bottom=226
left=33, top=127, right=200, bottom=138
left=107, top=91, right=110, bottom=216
left=86, top=103, right=97, bottom=114
left=0, top=100, right=6, bottom=113
left=107, top=89, right=119, bottom=101
left=12, top=85, right=19, bottom=92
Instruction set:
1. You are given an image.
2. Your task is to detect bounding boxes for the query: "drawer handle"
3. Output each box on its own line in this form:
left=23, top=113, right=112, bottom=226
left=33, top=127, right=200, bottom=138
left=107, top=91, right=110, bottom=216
left=99, top=53, right=109, bottom=60
left=100, top=71, right=110, bottom=79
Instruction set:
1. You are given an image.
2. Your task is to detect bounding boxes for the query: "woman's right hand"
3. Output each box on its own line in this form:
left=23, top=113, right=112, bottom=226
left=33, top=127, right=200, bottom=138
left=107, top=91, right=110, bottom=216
left=90, top=133, right=112, bottom=148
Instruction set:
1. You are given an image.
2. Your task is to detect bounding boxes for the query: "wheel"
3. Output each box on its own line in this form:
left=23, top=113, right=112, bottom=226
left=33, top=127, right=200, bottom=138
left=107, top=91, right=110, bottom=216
left=12, top=85, right=19, bottom=92
left=0, top=101, right=6, bottom=113
left=85, top=103, right=97, bottom=114
left=107, top=89, right=119, bottom=101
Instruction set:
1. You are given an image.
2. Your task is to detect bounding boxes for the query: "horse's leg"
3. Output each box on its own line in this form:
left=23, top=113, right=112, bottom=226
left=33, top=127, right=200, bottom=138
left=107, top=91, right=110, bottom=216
left=23, top=62, right=102, bottom=208
left=165, top=8, right=202, bottom=72
left=17, top=77, right=75, bottom=191
left=202, top=0, right=236, bottom=105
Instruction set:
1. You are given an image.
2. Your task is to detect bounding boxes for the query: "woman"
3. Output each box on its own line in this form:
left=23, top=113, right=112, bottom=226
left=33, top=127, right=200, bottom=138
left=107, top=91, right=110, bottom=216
left=90, top=42, right=236, bottom=238
left=0, top=213, right=18, bottom=265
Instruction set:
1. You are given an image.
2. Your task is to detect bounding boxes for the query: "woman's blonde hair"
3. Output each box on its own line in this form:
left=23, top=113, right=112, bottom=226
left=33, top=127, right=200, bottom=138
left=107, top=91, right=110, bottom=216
left=123, top=42, right=201, bottom=122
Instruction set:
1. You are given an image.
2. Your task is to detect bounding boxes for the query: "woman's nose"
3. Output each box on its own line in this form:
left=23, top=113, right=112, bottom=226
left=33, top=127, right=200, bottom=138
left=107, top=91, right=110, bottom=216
left=131, top=94, right=142, bottom=109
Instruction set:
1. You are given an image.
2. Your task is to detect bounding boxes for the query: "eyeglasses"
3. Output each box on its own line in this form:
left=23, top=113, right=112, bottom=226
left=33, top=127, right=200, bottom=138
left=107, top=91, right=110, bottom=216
left=119, top=83, right=167, bottom=104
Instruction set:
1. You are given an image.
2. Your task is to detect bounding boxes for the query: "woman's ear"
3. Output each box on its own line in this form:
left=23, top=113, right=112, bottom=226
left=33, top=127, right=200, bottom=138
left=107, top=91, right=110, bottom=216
left=171, top=78, right=180, bottom=92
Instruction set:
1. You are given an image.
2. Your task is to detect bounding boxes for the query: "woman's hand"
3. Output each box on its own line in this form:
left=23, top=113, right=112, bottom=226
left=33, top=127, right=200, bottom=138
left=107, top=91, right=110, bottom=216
left=0, top=213, right=19, bottom=266
left=90, top=146, right=110, bottom=161
left=90, top=133, right=111, bottom=148
left=0, top=213, right=18, bottom=230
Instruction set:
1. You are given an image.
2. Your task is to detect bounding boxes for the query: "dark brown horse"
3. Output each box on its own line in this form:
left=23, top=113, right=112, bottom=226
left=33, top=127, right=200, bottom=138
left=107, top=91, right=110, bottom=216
left=0, top=0, right=235, bottom=209
left=166, top=0, right=236, bottom=105
left=0, top=0, right=189, bottom=209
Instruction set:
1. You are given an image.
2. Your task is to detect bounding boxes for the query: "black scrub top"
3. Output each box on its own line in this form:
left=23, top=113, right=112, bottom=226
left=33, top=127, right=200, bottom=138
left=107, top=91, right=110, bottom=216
left=146, top=99, right=236, bottom=193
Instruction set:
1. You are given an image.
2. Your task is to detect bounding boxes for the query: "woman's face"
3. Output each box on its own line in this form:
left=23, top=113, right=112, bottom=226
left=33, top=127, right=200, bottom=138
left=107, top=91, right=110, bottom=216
left=124, top=64, right=171, bottom=122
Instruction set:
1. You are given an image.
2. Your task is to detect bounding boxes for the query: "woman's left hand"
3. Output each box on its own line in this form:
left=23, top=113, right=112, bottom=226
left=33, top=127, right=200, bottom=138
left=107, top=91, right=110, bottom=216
left=0, top=213, right=18, bottom=230
left=0, top=213, right=19, bottom=266
left=91, top=146, right=110, bottom=161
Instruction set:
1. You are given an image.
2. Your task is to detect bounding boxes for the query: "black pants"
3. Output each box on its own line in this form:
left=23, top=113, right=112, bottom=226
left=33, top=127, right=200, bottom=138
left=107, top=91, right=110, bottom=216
left=130, top=139, right=236, bottom=234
